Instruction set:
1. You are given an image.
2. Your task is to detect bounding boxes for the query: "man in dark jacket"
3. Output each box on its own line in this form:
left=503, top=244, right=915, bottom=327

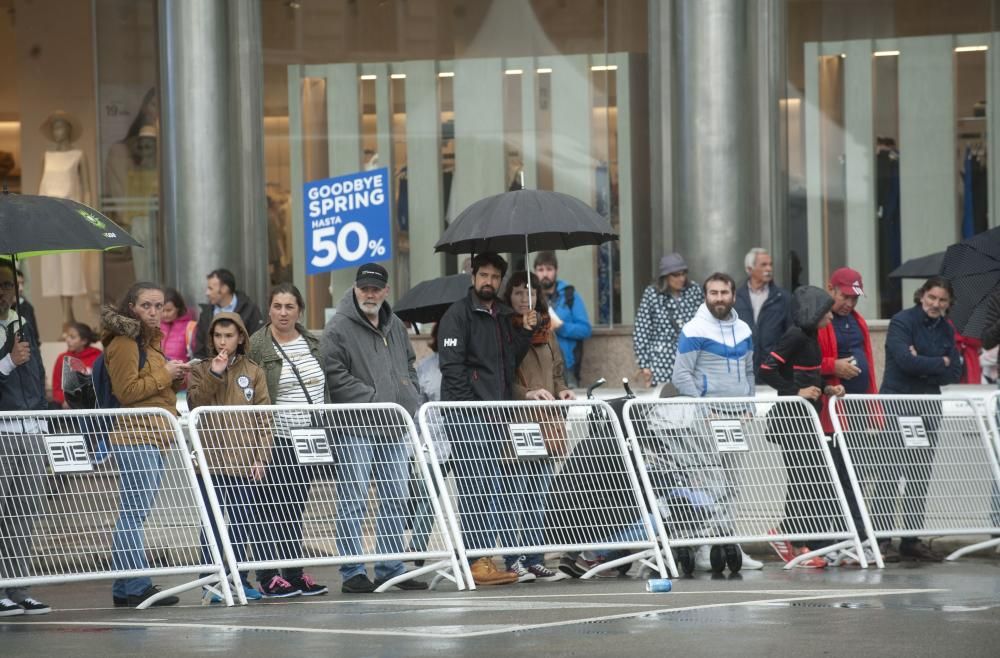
left=877, top=276, right=963, bottom=563
left=734, top=247, right=791, bottom=372
left=192, top=268, right=265, bottom=359
left=437, top=252, right=534, bottom=586
left=0, top=260, right=51, bottom=616
left=321, top=263, right=427, bottom=594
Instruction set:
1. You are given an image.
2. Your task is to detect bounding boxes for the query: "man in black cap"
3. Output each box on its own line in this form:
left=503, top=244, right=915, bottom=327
left=321, top=263, right=427, bottom=593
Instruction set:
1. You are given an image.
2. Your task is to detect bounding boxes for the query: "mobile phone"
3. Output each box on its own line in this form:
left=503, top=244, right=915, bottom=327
left=186, top=358, right=203, bottom=367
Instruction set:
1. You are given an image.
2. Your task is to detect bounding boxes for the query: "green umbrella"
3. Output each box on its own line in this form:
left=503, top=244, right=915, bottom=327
left=1, top=186, right=142, bottom=335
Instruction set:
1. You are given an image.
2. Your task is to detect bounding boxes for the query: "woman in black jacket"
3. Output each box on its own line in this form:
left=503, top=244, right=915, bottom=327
left=759, top=286, right=844, bottom=568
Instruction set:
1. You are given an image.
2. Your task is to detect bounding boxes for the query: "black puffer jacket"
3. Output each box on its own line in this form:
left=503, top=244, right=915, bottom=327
left=438, top=288, right=533, bottom=402
left=758, top=285, right=834, bottom=411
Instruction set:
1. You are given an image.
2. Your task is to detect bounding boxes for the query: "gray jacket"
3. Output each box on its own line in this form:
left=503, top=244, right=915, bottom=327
left=321, top=289, right=421, bottom=417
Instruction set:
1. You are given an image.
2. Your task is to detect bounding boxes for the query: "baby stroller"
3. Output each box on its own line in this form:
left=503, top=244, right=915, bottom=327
left=627, top=384, right=743, bottom=575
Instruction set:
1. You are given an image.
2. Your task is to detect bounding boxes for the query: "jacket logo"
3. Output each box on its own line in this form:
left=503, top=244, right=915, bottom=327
left=443, top=338, right=458, bottom=347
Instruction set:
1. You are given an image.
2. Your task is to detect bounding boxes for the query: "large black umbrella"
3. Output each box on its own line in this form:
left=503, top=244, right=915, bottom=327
left=393, top=273, right=471, bottom=325
left=888, top=251, right=944, bottom=279
left=940, top=226, right=1000, bottom=338
left=1, top=188, right=142, bottom=332
left=433, top=189, right=617, bottom=255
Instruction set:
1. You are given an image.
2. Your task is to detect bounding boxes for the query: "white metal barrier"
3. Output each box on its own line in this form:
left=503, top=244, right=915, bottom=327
left=981, top=391, right=1000, bottom=459
left=418, top=400, right=670, bottom=585
left=0, top=409, right=232, bottom=608
left=187, top=404, right=464, bottom=603
left=624, top=397, right=867, bottom=572
left=830, top=394, right=1000, bottom=562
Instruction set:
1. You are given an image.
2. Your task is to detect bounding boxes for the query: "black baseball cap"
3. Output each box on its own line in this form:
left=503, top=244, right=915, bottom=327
left=355, top=263, right=389, bottom=289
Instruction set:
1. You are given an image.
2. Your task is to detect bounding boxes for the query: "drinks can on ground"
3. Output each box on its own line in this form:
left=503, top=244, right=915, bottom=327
left=645, top=578, right=672, bottom=593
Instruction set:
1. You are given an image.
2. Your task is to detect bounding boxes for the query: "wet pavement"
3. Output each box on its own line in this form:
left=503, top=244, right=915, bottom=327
left=3, top=556, right=999, bottom=657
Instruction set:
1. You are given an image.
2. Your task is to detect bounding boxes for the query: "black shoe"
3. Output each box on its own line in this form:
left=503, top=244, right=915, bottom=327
left=112, top=585, right=180, bottom=608
left=286, top=573, right=328, bottom=596
left=899, top=540, right=944, bottom=562
left=341, top=574, right=377, bottom=594
left=878, top=540, right=901, bottom=563
left=558, top=552, right=586, bottom=579
left=374, top=576, right=429, bottom=591
left=18, top=597, right=51, bottom=615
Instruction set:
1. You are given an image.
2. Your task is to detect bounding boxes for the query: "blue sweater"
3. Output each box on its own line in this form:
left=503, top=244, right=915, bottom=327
left=673, top=304, right=755, bottom=398
left=880, top=304, right=962, bottom=394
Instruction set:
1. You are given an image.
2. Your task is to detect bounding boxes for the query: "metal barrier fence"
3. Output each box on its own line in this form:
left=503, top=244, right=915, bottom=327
left=418, top=400, right=670, bottom=585
left=0, top=409, right=231, bottom=608
left=982, top=392, right=1000, bottom=459
left=188, top=404, right=464, bottom=603
left=830, top=394, right=1000, bottom=562
left=623, top=397, right=867, bottom=572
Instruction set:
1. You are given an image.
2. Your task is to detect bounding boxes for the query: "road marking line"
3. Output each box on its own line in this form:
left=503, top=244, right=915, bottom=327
left=5, top=589, right=945, bottom=639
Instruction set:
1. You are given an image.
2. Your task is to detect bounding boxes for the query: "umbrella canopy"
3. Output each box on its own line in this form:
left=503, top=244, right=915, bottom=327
left=394, top=273, right=471, bottom=324
left=0, top=192, right=142, bottom=257
left=940, top=226, right=1000, bottom=338
left=888, top=251, right=945, bottom=279
left=434, top=189, right=617, bottom=255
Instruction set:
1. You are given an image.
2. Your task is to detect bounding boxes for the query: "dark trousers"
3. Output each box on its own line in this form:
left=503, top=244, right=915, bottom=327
left=197, top=473, right=258, bottom=586
left=255, top=439, right=313, bottom=583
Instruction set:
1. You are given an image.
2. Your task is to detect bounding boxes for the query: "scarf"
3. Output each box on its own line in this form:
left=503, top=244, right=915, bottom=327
left=513, top=310, right=553, bottom=346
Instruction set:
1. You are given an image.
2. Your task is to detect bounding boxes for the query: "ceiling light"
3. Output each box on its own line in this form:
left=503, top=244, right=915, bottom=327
left=873, top=50, right=900, bottom=57
left=955, top=45, right=988, bottom=53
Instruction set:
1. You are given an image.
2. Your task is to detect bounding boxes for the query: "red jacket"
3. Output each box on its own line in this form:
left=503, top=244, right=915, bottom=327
left=52, top=345, right=103, bottom=405
left=817, top=310, right=877, bottom=433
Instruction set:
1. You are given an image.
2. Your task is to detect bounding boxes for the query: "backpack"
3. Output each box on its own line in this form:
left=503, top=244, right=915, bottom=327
left=91, top=338, right=147, bottom=409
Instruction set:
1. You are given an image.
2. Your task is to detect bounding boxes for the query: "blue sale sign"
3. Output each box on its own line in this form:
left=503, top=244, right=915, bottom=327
left=303, top=168, right=391, bottom=274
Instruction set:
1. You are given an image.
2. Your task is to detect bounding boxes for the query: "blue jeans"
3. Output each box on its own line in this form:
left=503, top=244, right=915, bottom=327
left=111, top=442, right=164, bottom=597
left=504, top=460, right=554, bottom=569
left=197, top=473, right=258, bottom=587
left=446, top=416, right=517, bottom=562
left=335, top=435, right=409, bottom=581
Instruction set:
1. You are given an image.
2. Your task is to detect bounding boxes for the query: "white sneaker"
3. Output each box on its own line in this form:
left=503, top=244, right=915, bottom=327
left=0, top=598, right=24, bottom=617
left=506, top=559, right=537, bottom=583
left=738, top=547, right=764, bottom=570
left=694, top=545, right=713, bottom=571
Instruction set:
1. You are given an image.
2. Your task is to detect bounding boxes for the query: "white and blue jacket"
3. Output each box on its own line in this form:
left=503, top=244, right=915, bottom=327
left=672, top=304, right=755, bottom=398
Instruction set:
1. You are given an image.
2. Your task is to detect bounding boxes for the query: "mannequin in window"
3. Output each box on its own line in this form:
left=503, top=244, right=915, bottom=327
left=38, top=111, right=92, bottom=328
left=123, top=125, right=159, bottom=282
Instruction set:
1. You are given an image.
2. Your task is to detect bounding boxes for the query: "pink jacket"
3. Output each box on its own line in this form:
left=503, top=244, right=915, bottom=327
left=160, top=310, right=195, bottom=363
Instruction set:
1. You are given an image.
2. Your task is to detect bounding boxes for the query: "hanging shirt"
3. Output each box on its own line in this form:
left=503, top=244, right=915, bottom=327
left=832, top=313, right=870, bottom=395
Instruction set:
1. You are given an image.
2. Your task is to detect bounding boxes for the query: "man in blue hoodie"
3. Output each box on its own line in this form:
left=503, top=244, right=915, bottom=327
left=671, top=272, right=762, bottom=570
left=533, top=251, right=592, bottom=388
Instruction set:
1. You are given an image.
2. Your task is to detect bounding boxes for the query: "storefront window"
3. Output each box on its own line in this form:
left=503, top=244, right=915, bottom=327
left=94, top=0, right=161, bottom=305
left=786, top=0, right=996, bottom=319
left=262, top=0, right=647, bottom=329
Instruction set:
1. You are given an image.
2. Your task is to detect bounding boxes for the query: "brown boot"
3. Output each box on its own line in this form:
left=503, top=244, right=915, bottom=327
left=470, top=557, right=518, bottom=586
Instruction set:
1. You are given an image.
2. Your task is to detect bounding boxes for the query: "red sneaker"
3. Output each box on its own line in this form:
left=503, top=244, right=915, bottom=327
left=767, top=529, right=796, bottom=563
left=792, top=547, right=827, bottom=569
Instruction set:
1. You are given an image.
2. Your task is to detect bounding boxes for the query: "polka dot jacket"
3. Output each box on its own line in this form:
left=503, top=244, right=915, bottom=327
left=632, top=283, right=704, bottom=385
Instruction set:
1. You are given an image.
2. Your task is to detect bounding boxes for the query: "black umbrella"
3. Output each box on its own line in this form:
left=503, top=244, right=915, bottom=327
left=1, top=187, right=142, bottom=333
left=940, top=226, right=1000, bottom=338
left=433, top=189, right=617, bottom=255
left=888, top=251, right=944, bottom=279
left=393, top=273, right=471, bottom=325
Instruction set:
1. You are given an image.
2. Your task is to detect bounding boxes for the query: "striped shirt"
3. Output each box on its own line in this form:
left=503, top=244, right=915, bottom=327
left=272, top=335, right=325, bottom=438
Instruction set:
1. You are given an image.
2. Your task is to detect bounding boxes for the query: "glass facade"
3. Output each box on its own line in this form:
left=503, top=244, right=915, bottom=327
left=786, top=0, right=997, bottom=319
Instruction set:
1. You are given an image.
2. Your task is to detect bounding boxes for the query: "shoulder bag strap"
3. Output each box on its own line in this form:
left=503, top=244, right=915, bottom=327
left=271, top=334, right=314, bottom=405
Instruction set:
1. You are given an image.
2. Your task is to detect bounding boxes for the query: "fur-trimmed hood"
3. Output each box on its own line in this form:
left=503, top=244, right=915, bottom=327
left=101, top=305, right=155, bottom=347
